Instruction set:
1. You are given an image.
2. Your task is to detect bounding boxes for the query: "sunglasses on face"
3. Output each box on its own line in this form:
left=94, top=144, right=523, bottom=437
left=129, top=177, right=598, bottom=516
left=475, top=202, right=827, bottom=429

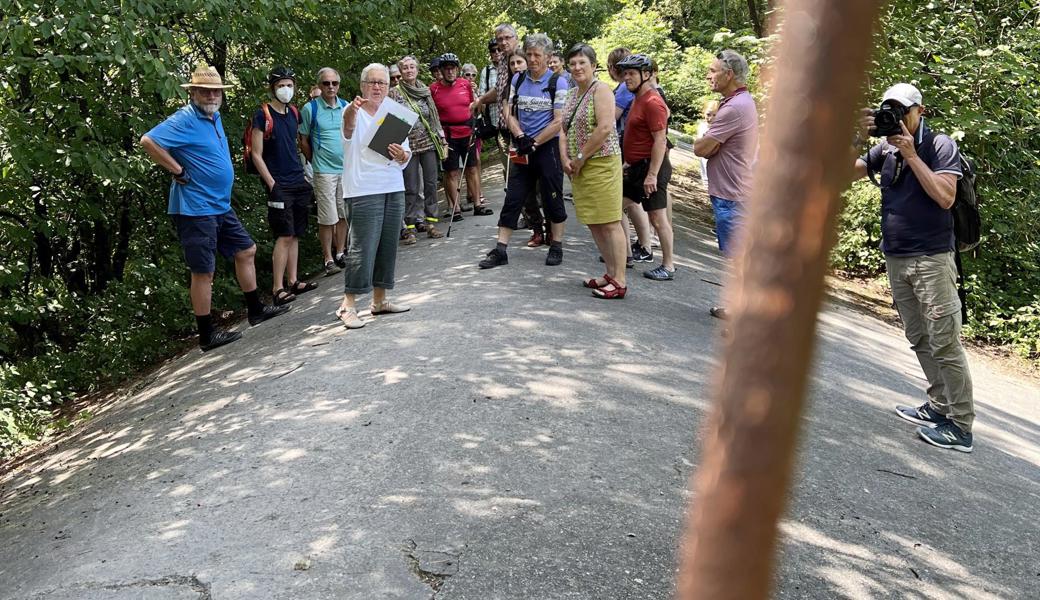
left=320, top=80, right=339, bottom=87
left=463, top=72, right=477, bottom=78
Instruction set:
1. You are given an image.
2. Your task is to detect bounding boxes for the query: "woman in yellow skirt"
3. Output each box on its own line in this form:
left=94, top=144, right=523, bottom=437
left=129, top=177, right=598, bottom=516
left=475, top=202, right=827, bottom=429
left=559, top=44, right=627, bottom=299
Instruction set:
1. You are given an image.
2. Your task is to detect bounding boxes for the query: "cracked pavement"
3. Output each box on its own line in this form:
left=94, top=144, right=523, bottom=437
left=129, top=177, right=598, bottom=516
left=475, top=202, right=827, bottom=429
left=1, top=159, right=1038, bottom=599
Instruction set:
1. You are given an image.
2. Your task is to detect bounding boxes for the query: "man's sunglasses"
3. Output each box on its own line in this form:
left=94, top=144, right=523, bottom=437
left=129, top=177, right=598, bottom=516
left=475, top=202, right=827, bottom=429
left=320, top=81, right=340, bottom=86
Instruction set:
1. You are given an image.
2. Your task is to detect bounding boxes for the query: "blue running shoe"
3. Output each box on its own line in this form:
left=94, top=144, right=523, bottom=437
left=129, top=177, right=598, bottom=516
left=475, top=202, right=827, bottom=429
left=643, top=265, right=675, bottom=281
left=895, top=402, right=949, bottom=428
left=918, top=421, right=973, bottom=453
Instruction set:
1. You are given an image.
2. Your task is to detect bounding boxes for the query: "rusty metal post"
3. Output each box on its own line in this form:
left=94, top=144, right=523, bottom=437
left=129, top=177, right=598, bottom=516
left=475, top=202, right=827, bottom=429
left=676, top=2, right=883, bottom=599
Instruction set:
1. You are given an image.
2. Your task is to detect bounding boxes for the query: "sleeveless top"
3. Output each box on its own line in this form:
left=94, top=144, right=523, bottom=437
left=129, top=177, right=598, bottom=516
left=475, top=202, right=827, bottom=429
left=564, top=81, right=621, bottom=160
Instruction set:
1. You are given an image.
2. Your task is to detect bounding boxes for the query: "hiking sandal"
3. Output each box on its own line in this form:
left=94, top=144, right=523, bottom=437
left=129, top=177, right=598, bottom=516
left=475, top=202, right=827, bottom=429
left=273, top=288, right=296, bottom=306
left=289, top=280, right=318, bottom=294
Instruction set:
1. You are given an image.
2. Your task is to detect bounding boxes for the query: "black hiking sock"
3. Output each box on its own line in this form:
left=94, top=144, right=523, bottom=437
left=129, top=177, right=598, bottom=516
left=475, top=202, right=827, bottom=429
left=496, top=241, right=508, bottom=253
left=549, top=240, right=562, bottom=249
left=243, top=289, right=264, bottom=317
left=196, top=314, right=213, bottom=345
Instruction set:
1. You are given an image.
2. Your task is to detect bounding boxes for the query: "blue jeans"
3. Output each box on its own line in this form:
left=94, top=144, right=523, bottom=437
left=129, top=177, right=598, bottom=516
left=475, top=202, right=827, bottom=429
left=343, top=192, right=405, bottom=294
left=710, top=195, right=746, bottom=257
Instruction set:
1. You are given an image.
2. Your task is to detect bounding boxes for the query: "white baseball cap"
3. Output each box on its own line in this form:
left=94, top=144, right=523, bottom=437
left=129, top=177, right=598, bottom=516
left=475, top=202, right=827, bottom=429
left=882, top=83, right=922, bottom=107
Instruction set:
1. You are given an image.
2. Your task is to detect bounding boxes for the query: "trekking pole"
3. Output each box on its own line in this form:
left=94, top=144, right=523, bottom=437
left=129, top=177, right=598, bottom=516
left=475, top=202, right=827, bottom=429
left=446, top=130, right=477, bottom=238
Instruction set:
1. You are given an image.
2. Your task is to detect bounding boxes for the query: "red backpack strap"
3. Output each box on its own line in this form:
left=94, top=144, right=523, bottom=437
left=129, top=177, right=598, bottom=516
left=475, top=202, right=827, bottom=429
left=261, top=103, right=274, bottom=139
left=289, top=104, right=300, bottom=123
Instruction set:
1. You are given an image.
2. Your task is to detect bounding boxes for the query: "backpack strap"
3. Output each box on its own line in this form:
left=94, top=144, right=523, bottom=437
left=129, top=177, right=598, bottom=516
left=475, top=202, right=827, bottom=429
left=308, top=99, right=320, bottom=150
left=545, top=72, right=560, bottom=106
left=261, top=103, right=274, bottom=139
left=511, top=71, right=527, bottom=119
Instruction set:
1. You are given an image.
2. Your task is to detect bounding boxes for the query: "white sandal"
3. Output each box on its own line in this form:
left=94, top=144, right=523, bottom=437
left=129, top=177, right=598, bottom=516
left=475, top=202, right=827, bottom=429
left=370, top=300, right=411, bottom=315
left=335, top=306, right=365, bottom=329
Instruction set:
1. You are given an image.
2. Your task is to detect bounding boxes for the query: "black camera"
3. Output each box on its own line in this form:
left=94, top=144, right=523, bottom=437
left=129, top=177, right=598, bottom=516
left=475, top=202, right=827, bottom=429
left=872, top=101, right=907, bottom=137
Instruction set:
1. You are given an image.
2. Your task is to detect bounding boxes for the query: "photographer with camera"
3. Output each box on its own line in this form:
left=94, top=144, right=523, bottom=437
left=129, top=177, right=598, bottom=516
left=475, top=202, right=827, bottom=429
left=852, top=83, right=975, bottom=453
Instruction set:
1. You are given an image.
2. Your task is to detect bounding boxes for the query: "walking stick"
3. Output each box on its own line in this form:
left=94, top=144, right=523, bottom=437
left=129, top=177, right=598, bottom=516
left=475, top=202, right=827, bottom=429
left=446, top=130, right=477, bottom=239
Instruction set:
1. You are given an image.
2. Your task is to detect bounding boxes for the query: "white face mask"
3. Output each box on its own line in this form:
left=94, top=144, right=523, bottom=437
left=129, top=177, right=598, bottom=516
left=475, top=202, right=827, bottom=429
left=275, top=86, right=294, bottom=104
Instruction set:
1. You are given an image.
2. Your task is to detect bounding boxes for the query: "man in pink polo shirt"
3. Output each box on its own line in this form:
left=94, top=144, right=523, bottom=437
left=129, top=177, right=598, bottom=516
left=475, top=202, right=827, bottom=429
left=431, top=53, right=493, bottom=219
left=693, top=48, right=759, bottom=319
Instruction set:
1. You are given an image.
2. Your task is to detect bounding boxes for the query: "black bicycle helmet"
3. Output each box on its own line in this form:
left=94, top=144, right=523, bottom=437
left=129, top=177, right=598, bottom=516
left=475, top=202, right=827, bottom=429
left=430, top=57, right=442, bottom=70
left=267, top=66, right=296, bottom=86
left=614, top=54, right=653, bottom=72
left=488, top=38, right=499, bottom=52
left=439, top=53, right=461, bottom=68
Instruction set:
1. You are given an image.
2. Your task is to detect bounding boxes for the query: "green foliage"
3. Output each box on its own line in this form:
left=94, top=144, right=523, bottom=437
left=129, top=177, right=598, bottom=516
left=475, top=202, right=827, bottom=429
left=851, top=1, right=1040, bottom=359
left=832, top=182, right=885, bottom=278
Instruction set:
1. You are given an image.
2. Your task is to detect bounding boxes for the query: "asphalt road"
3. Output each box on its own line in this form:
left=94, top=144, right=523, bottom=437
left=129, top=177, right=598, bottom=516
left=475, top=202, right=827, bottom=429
left=1, top=161, right=1037, bottom=599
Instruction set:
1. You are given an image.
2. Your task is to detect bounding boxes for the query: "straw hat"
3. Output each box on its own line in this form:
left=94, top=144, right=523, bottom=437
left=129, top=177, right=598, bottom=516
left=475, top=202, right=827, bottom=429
left=180, top=64, right=233, bottom=89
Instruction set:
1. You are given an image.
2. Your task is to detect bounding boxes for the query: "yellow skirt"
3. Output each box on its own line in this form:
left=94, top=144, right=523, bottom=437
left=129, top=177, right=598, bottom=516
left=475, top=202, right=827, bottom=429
left=572, top=155, right=623, bottom=225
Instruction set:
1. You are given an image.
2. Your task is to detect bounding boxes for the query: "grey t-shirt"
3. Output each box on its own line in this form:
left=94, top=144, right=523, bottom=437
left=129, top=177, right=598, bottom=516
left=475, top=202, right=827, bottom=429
left=861, top=124, right=962, bottom=256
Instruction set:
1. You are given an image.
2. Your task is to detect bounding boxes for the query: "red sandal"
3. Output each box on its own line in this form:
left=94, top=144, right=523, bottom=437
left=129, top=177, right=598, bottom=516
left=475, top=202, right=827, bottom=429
left=592, top=275, right=627, bottom=299
left=583, top=275, right=608, bottom=289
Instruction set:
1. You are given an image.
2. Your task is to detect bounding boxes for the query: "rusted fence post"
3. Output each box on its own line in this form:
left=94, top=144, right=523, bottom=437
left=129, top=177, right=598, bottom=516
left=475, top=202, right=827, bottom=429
left=676, top=2, right=883, bottom=599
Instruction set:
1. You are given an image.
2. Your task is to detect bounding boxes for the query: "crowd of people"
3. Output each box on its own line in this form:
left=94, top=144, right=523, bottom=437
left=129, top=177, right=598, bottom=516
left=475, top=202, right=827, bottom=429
left=140, top=22, right=976, bottom=453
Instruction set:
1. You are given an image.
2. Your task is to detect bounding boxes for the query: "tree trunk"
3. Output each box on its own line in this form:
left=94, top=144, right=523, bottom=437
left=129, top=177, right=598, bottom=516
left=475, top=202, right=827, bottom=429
left=748, top=0, right=765, bottom=37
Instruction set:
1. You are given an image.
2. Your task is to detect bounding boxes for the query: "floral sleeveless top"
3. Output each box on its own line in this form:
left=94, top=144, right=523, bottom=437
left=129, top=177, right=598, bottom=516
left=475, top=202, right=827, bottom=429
left=564, top=81, right=621, bottom=160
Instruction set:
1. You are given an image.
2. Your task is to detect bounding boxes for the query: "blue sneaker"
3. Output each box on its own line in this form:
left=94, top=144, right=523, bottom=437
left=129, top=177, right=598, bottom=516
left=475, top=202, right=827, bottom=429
left=918, top=421, right=973, bottom=453
left=643, top=265, right=675, bottom=281
left=895, top=402, right=949, bottom=428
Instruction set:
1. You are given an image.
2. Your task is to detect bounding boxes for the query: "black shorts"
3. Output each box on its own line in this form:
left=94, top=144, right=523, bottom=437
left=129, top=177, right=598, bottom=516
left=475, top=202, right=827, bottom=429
left=267, top=182, right=312, bottom=238
left=622, top=155, right=672, bottom=212
left=442, top=135, right=479, bottom=172
left=173, top=209, right=255, bottom=274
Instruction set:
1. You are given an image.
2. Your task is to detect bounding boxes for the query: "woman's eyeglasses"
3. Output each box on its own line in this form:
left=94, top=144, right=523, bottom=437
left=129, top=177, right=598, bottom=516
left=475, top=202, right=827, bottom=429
left=462, top=72, right=477, bottom=78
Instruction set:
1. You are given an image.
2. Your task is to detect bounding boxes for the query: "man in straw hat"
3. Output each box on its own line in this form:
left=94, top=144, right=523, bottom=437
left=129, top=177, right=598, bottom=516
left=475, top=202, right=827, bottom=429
left=140, top=64, right=290, bottom=352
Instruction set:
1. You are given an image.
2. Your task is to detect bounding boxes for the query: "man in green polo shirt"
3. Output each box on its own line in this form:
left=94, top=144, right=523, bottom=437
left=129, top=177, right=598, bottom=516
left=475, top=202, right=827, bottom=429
left=300, top=67, right=349, bottom=275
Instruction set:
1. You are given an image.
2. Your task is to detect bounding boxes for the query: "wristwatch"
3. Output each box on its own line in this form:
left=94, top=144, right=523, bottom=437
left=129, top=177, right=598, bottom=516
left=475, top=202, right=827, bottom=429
left=173, top=166, right=190, bottom=185
left=576, top=152, right=584, bottom=160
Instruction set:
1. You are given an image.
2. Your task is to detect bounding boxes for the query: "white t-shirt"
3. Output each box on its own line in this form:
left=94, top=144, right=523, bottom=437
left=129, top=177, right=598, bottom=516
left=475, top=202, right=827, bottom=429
left=341, top=101, right=411, bottom=199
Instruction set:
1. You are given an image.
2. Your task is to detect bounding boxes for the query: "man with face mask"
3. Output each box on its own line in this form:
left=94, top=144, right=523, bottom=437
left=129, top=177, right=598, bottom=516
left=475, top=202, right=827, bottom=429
left=140, top=64, right=289, bottom=352
left=852, top=83, right=975, bottom=453
left=250, top=66, right=316, bottom=307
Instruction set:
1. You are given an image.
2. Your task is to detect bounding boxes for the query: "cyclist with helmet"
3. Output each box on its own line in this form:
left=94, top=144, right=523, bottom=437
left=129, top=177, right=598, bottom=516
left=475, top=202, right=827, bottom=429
left=250, top=66, right=318, bottom=306
left=431, top=52, right=493, bottom=218
left=617, top=54, right=676, bottom=282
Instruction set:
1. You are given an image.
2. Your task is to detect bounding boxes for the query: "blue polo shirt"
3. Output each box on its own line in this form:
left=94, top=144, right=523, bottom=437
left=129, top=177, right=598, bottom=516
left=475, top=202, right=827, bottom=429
left=145, top=103, right=234, bottom=216
left=861, top=123, right=963, bottom=256
left=251, top=105, right=306, bottom=187
left=510, top=70, right=569, bottom=138
left=299, top=97, right=346, bottom=174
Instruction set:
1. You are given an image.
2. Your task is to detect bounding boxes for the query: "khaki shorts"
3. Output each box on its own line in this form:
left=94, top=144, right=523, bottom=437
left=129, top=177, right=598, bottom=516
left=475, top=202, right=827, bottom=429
left=313, top=172, right=346, bottom=226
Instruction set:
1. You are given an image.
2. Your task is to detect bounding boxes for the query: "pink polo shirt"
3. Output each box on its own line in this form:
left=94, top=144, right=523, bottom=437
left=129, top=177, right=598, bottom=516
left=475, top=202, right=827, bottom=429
left=430, top=78, right=474, bottom=140
left=705, top=88, right=759, bottom=203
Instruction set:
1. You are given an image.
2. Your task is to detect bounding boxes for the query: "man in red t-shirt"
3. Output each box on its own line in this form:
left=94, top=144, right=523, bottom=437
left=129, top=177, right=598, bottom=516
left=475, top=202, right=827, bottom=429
left=430, top=53, right=493, bottom=218
left=618, top=54, right=675, bottom=281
